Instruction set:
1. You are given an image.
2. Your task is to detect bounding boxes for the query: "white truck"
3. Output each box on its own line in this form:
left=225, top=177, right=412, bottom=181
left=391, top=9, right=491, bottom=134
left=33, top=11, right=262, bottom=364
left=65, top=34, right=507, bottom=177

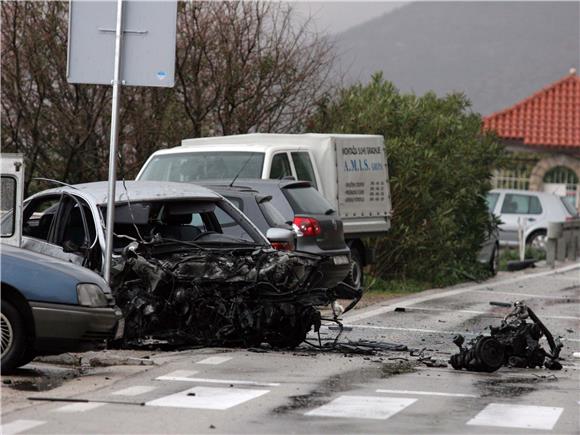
left=136, top=134, right=392, bottom=285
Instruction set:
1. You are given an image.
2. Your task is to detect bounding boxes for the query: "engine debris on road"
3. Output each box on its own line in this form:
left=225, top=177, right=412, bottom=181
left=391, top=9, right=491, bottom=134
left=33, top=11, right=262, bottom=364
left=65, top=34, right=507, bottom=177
left=450, top=301, right=563, bottom=372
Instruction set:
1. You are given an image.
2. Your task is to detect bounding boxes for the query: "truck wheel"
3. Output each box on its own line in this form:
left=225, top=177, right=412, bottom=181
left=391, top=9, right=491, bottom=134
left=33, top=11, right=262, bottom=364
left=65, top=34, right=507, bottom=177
left=345, top=249, right=364, bottom=289
left=1, top=299, right=28, bottom=372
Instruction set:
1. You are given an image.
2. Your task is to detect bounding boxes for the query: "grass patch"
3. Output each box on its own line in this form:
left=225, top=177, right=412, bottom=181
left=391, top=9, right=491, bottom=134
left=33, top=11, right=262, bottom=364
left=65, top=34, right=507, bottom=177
left=366, top=275, right=432, bottom=295
left=498, top=247, right=546, bottom=271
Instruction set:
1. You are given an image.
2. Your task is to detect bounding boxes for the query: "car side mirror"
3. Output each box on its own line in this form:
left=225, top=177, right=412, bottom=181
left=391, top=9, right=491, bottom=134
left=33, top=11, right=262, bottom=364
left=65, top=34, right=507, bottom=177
left=265, top=228, right=295, bottom=251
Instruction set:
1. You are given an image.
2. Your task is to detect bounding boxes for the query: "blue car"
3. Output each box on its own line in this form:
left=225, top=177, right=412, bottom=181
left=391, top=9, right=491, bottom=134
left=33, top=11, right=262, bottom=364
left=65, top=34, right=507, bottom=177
left=1, top=244, right=122, bottom=371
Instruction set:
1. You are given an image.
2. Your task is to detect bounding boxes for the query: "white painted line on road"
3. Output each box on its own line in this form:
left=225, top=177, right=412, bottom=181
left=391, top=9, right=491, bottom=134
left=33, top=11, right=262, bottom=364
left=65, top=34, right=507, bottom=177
left=306, top=395, right=417, bottom=420
left=158, top=370, right=198, bottom=379
left=156, top=375, right=280, bottom=387
left=112, top=385, right=158, bottom=396
left=467, top=403, right=563, bottom=431
left=405, top=306, right=580, bottom=321
left=552, top=275, right=580, bottom=284
left=55, top=402, right=105, bottom=412
left=196, top=356, right=232, bottom=365
left=376, top=389, right=478, bottom=398
left=345, top=262, right=580, bottom=323
left=329, top=323, right=480, bottom=337
left=473, top=289, right=579, bottom=301
left=0, top=420, right=46, bottom=435
left=146, top=386, right=269, bottom=410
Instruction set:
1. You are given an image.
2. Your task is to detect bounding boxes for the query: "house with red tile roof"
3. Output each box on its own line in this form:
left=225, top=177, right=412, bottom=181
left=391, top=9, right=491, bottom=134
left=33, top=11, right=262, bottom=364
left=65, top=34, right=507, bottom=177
left=483, top=69, right=580, bottom=208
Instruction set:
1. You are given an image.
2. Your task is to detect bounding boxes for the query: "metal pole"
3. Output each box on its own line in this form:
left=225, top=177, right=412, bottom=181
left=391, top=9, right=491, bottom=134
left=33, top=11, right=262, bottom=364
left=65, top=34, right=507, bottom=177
left=103, top=0, right=124, bottom=283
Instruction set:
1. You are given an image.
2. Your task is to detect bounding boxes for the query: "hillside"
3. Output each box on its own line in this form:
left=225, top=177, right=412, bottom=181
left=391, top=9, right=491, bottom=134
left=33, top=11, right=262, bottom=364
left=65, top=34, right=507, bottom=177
left=334, top=1, right=580, bottom=115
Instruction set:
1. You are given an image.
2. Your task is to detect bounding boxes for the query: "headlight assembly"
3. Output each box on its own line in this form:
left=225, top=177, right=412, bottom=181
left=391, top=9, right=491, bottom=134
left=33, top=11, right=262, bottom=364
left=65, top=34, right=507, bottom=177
left=77, top=283, right=108, bottom=307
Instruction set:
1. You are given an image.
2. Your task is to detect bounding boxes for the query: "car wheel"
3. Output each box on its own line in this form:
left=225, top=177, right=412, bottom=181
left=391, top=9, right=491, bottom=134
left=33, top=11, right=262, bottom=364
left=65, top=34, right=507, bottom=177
left=527, top=230, right=547, bottom=252
left=344, top=249, right=364, bottom=290
left=1, top=299, right=28, bottom=372
left=489, top=243, right=499, bottom=275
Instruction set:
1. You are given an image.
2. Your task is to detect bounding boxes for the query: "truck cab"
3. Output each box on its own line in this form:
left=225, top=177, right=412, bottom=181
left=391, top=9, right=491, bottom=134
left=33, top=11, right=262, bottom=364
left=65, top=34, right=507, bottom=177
left=137, top=134, right=392, bottom=288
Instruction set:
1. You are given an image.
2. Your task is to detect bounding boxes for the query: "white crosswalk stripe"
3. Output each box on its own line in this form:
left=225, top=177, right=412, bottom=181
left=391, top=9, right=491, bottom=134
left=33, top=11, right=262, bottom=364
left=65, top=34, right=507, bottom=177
left=112, top=385, right=158, bottom=396
left=0, top=419, right=46, bottom=435
left=196, top=356, right=232, bottom=365
left=146, top=386, right=270, bottom=410
left=55, top=402, right=106, bottom=413
left=305, top=395, right=417, bottom=420
left=467, top=403, right=564, bottom=431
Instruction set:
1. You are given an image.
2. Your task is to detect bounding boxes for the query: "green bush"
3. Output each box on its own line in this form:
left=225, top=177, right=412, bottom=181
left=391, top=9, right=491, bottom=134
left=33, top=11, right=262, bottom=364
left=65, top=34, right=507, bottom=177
left=308, top=73, right=505, bottom=286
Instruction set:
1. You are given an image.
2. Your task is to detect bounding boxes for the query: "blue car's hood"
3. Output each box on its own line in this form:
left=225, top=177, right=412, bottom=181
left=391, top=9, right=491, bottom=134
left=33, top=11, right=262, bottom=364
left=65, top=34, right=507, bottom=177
left=0, top=244, right=110, bottom=292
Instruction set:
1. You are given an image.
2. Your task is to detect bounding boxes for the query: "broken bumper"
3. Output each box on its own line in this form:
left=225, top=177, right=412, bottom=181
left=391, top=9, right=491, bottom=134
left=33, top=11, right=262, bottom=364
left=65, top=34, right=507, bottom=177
left=30, top=301, right=123, bottom=354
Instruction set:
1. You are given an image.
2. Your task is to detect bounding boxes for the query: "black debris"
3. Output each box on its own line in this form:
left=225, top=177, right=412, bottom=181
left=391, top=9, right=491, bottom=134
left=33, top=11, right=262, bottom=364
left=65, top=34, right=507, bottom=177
left=489, top=301, right=512, bottom=308
left=450, top=301, right=563, bottom=372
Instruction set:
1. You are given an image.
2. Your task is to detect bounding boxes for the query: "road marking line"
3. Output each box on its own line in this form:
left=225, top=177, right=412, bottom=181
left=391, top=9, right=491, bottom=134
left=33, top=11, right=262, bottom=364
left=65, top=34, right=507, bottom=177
left=404, top=306, right=580, bottom=321
left=306, top=395, right=417, bottom=420
left=376, top=389, right=478, bottom=398
left=552, top=275, right=580, bottom=283
left=155, top=375, right=280, bottom=387
left=112, top=386, right=157, bottom=396
left=196, top=356, right=232, bottom=365
left=473, top=289, right=579, bottom=301
left=55, top=402, right=105, bottom=412
left=467, top=403, right=563, bottom=430
left=329, top=324, right=480, bottom=337
left=0, top=420, right=46, bottom=435
left=159, top=370, right=198, bottom=379
left=146, top=386, right=269, bottom=410
left=345, top=262, right=580, bottom=323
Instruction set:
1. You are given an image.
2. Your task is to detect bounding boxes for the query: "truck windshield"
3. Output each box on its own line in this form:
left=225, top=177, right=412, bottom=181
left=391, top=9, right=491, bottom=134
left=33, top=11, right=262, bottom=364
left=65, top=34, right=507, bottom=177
left=139, top=152, right=265, bottom=182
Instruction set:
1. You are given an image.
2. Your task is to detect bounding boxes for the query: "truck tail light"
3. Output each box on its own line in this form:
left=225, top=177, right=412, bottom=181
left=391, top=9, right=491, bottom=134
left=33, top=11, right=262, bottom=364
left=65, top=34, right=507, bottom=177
left=292, top=217, right=321, bottom=237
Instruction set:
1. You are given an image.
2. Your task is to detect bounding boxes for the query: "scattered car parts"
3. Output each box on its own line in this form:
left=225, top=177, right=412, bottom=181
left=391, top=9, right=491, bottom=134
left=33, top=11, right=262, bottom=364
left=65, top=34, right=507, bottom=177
left=450, top=301, right=563, bottom=372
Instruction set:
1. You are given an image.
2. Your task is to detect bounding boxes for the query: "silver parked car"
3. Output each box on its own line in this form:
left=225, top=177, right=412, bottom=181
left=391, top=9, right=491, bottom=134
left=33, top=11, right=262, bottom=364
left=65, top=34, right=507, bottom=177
left=487, top=189, right=579, bottom=249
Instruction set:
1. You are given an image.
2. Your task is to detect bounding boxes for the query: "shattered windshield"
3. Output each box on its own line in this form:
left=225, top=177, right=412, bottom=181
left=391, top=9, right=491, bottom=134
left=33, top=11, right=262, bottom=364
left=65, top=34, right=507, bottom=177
left=101, top=199, right=264, bottom=251
left=139, top=152, right=265, bottom=182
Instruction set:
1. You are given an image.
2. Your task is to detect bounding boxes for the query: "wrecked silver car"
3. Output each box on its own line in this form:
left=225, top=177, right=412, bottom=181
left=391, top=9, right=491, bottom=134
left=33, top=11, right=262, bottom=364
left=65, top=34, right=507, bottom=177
left=21, top=181, right=347, bottom=348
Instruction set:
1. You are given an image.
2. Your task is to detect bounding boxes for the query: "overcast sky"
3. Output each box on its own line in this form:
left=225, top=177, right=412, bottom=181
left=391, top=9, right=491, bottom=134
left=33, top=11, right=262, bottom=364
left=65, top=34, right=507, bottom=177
left=288, top=1, right=405, bottom=35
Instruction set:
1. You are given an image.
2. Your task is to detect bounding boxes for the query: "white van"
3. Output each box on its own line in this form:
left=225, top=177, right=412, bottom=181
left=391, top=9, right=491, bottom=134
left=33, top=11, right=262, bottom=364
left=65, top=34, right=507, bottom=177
left=137, top=133, right=392, bottom=286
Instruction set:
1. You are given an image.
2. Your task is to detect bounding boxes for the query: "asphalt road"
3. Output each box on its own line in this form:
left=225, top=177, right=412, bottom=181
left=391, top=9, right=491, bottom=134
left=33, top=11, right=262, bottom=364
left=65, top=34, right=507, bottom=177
left=2, top=263, right=579, bottom=434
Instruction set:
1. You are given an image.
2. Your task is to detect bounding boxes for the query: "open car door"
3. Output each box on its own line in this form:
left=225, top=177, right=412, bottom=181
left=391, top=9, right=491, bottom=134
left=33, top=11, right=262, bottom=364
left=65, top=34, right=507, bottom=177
left=1, top=154, right=24, bottom=247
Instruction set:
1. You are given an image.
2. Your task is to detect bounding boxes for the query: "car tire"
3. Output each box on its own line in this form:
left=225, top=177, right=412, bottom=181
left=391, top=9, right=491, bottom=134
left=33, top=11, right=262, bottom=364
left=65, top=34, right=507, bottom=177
left=1, top=299, right=28, bottom=372
left=344, top=249, right=364, bottom=290
left=527, top=230, right=547, bottom=252
left=489, top=243, right=499, bottom=276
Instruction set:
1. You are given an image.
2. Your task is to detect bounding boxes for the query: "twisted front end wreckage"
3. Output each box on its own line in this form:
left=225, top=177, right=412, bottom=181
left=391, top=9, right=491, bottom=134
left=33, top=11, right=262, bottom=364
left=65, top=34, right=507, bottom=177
left=110, top=240, right=360, bottom=349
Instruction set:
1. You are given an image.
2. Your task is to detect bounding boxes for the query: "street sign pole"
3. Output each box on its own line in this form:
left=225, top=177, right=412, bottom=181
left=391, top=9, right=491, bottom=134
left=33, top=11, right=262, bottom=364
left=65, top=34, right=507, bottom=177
left=103, top=0, right=124, bottom=284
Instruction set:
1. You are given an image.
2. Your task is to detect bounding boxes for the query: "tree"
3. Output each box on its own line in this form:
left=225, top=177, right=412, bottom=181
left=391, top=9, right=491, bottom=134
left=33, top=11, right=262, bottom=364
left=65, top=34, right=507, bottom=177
left=308, top=73, right=505, bottom=285
left=175, top=1, right=335, bottom=136
left=1, top=1, right=335, bottom=191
